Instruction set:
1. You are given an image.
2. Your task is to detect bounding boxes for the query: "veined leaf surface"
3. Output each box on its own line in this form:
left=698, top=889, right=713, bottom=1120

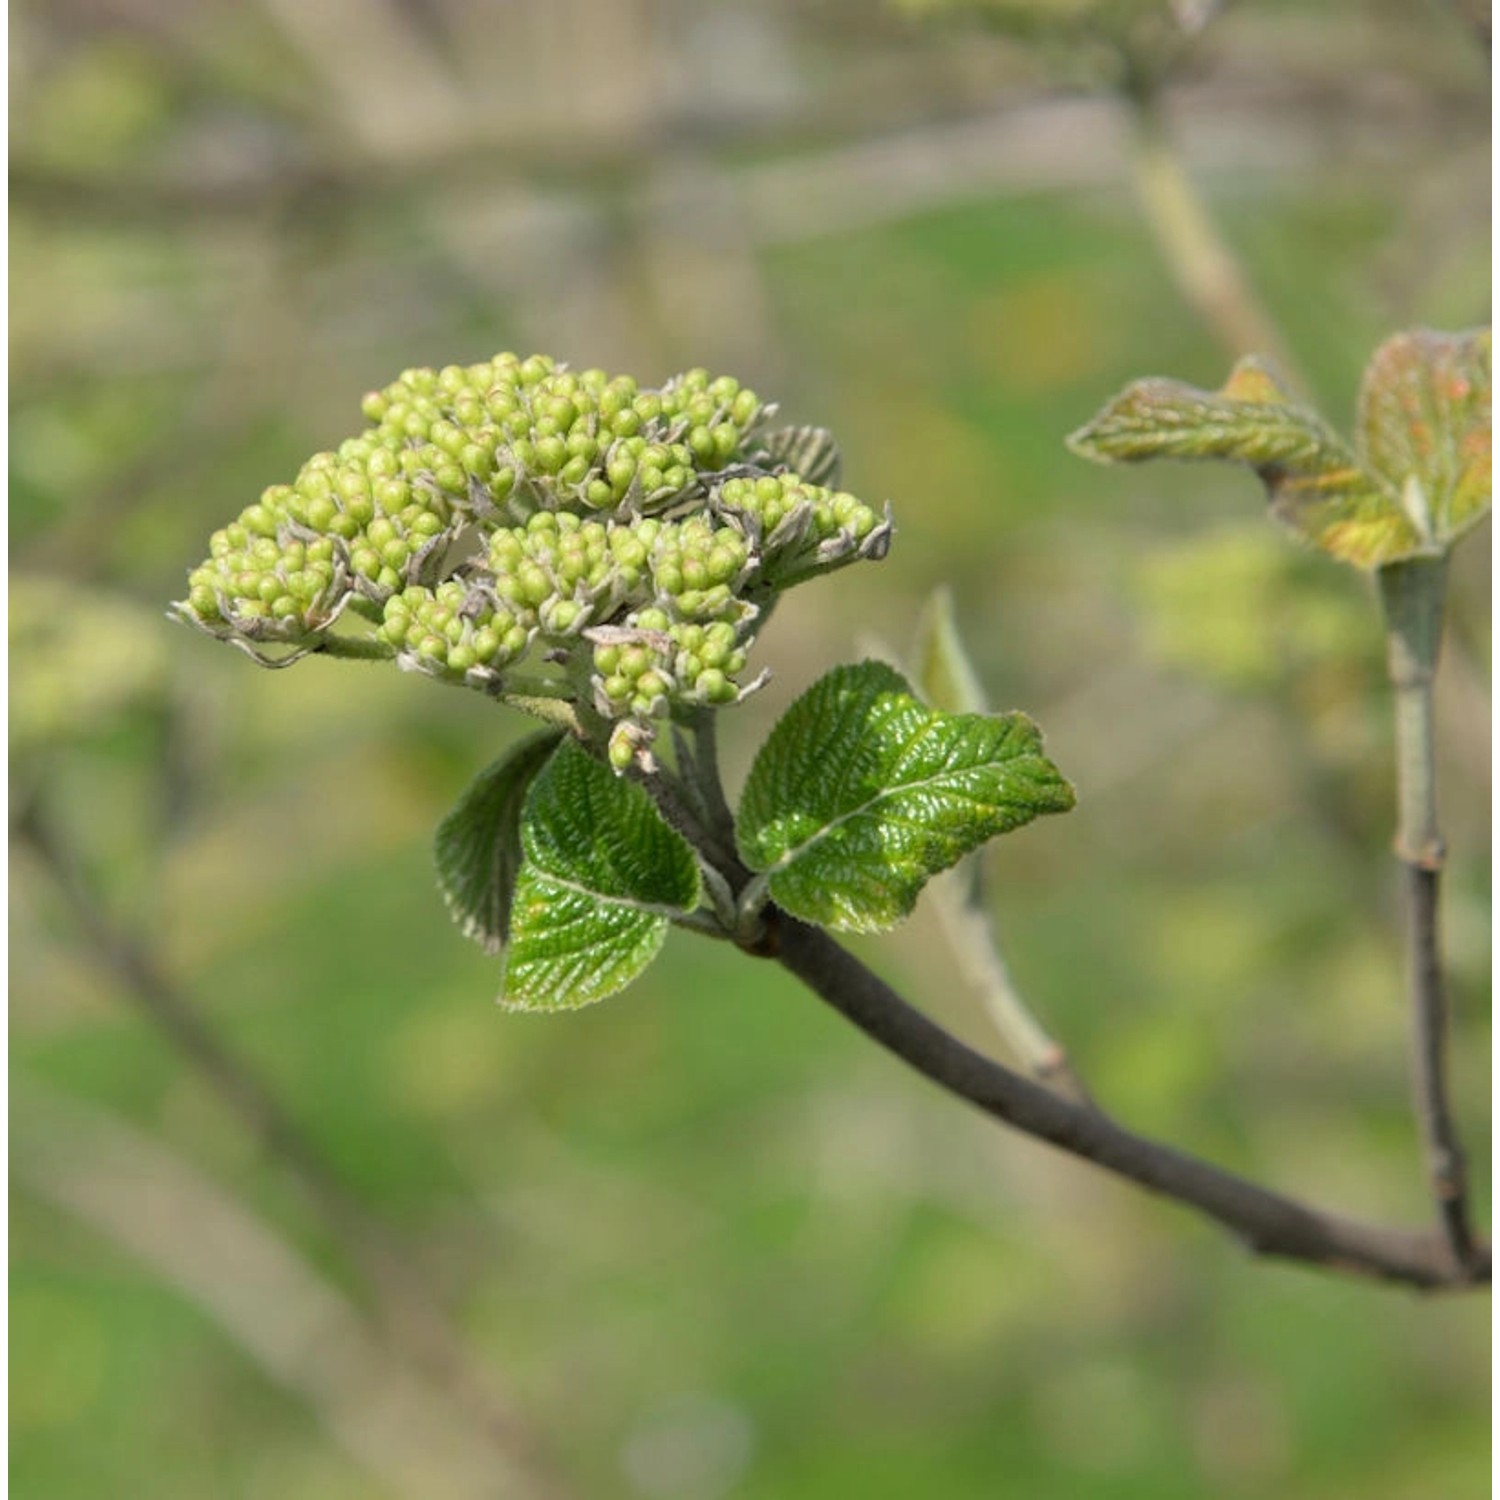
left=736, top=662, right=1073, bottom=933
left=503, top=739, right=700, bottom=1010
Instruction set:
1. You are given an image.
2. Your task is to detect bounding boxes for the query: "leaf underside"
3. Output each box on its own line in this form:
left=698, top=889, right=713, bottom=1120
left=736, top=661, right=1074, bottom=933
left=502, top=738, right=700, bottom=1010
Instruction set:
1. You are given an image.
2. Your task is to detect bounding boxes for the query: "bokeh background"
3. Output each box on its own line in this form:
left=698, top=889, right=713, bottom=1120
left=9, top=2, right=1492, bottom=1496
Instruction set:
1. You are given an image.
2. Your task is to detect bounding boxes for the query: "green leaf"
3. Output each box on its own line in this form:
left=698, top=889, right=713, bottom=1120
left=434, top=729, right=565, bottom=955
left=736, top=662, right=1074, bottom=933
left=911, top=586, right=988, bottom=716
left=1357, top=327, right=1491, bottom=551
left=503, top=739, right=701, bottom=1010
left=1069, top=356, right=1422, bottom=568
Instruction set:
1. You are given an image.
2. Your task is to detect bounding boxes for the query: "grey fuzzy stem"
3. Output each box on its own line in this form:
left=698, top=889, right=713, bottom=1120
left=1378, top=556, right=1476, bottom=1272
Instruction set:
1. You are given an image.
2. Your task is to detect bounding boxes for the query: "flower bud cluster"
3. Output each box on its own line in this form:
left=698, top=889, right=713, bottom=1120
left=185, top=528, right=348, bottom=642
left=376, top=581, right=532, bottom=687
left=590, top=611, right=752, bottom=722
left=716, top=473, right=890, bottom=585
left=173, top=352, right=892, bottom=765
left=358, top=355, right=766, bottom=520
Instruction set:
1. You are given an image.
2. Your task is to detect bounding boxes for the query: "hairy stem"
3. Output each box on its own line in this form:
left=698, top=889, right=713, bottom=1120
left=1378, top=557, right=1476, bottom=1271
left=316, top=632, right=397, bottom=661
left=1123, top=81, right=1309, bottom=391
left=755, top=911, right=1486, bottom=1290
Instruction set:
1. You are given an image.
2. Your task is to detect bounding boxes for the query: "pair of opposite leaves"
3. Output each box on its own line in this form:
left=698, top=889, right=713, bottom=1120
left=435, top=660, right=1075, bottom=1010
left=1070, top=327, right=1491, bottom=569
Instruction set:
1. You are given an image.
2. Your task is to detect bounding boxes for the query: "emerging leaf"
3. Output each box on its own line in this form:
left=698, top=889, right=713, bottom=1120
left=736, top=662, right=1074, bottom=933
left=503, top=739, right=700, bottom=1010
left=912, top=586, right=989, bottom=716
left=1069, top=356, right=1423, bottom=568
left=1357, top=327, right=1491, bottom=551
left=434, top=729, right=566, bottom=955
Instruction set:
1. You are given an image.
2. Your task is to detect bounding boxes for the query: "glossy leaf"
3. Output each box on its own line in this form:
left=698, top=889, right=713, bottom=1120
left=503, top=739, right=700, bottom=1010
left=1357, top=327, right=1491, bottom=550
left=434, top=729, right=565, bottom=955
left=736, top=662, right=1074, bottom=932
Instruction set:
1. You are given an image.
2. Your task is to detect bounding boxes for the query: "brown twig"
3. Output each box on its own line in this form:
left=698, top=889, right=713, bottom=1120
left=756, top=911, right=1487, bottom=1291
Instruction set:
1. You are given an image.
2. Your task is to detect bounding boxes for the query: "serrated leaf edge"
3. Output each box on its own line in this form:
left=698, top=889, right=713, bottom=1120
left=434, top=728, right=565, bottom=956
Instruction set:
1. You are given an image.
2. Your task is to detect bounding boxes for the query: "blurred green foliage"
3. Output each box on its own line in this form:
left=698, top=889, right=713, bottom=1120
left=10, top=2, right=1490, bottom=1497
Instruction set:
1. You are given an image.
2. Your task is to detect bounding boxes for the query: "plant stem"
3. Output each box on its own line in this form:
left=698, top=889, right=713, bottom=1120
left=757, top=912, right=1486, bottom=1290
left=1377, top=556, right=1476, bottom=1272
left=1123, top=79, right=1309, bottom=392
left=930, top=863, right=1092, bottom=1105
left=684, top=710, right=739, bottom=848
left=316, top=632, right=397, bottom=661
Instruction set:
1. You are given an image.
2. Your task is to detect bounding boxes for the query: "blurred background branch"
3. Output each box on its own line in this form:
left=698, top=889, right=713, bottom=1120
left=13, top=1082, right=559, bottom=1500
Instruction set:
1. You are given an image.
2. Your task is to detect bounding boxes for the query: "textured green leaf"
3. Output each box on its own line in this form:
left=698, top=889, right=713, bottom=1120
left=736, top=662, right=1074, bottom=933
left=1357, top=327, right=1491, bottom=550
left=503, top=739, right=700, bottom=1011
left=434, top=729, right=565, bottom=955
left=1069, top=356, right=1421, bottom=568
left=912, top=586, right=988, bottom=716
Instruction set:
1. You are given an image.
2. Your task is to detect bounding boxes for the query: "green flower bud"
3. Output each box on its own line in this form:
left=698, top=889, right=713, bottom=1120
left=608, top=728, right=636, bottom=772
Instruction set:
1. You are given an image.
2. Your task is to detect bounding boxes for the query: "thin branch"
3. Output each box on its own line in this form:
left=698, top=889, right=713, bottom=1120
left=1401, top=864, right=1473, bottom=1266
left=1378, top=558, right=1476, bottom=1272
left=1122, top=77, right=1310, bottom=392
left=14, top=803, right=566, bottom=1494
left=754, top=911, right=1487, bottom=1291
left=14, top=1082, right=547, bottom=1500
